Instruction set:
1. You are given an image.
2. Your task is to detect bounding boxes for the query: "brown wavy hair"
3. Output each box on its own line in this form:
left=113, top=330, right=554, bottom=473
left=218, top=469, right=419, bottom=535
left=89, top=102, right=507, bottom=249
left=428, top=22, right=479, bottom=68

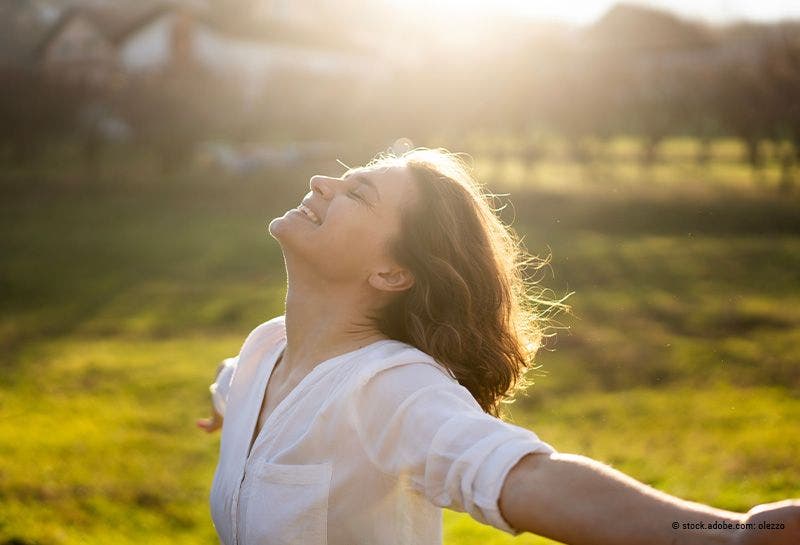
left=359, top=148, right=571, bottom=419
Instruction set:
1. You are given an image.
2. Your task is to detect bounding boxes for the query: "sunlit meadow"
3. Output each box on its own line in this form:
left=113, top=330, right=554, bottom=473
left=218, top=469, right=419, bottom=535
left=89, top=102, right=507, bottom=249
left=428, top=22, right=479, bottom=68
left=1, top=138, right=798, bottom=544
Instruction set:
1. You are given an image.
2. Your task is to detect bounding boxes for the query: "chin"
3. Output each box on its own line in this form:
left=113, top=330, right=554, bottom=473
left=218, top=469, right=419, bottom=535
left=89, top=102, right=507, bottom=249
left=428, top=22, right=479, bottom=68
left=268, top=213, right=298, bottom=241
left=267, top=216, right=284, bottom=239
left=268, top=216, right=311, bottom=259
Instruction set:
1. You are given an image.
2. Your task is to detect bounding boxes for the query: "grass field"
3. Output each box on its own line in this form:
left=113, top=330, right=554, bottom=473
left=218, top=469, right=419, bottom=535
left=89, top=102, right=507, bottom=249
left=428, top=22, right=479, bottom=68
left=1, top=145, right=799, bottom=544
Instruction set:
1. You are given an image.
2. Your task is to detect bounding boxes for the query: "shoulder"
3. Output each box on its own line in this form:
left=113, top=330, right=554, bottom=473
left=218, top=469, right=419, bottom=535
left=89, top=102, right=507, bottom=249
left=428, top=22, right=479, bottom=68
left=350, top=340, right=471, bottom=402
left=239, top=315, right=286, bottom=357
left=249, top=314, right=286, bottom=339
left=360, top=340, right=455, bottom=381
left=347, top=342, right=487, bottom=436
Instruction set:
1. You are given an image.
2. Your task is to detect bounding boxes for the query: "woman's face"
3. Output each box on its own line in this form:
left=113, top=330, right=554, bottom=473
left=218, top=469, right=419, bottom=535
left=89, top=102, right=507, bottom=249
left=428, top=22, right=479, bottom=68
left=269, top=164, right=418, bottom=290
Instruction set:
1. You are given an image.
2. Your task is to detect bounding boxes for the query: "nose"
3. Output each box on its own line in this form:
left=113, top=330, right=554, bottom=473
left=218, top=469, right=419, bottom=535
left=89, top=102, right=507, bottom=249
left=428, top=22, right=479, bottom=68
left=309, top=175, right=338, bottom=200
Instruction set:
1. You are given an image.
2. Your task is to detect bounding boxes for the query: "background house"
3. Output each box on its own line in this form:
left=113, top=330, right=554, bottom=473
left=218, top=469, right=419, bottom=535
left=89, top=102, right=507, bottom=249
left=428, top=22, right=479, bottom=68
left=6, top=0, right=381, bottom=99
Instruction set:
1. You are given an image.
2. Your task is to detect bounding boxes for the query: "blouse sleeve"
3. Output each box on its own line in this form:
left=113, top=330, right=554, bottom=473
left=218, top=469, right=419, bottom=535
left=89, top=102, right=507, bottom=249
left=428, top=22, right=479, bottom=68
left=209, top=356, right=239, bottom=417
left=349, top=362, right=556, bottom=536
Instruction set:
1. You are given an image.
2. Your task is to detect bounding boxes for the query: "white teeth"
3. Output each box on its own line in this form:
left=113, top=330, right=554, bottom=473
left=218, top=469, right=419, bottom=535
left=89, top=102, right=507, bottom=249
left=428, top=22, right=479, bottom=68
left=298, top=204, right=321, bottom=225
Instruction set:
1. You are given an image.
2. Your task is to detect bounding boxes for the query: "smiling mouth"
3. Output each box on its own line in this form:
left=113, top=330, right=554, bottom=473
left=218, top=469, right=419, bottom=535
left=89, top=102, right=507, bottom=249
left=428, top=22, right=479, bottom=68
left=296, top=203, right=321, bottom=225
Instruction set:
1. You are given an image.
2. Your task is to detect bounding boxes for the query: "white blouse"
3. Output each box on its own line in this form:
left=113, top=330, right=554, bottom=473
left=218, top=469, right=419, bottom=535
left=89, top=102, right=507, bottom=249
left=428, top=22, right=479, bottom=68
left=209, top=315, right=556, bottom=545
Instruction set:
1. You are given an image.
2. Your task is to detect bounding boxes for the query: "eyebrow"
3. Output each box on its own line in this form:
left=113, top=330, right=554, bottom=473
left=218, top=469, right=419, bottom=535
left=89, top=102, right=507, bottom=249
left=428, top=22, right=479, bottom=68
left=347, top=172, right=381, bottom=202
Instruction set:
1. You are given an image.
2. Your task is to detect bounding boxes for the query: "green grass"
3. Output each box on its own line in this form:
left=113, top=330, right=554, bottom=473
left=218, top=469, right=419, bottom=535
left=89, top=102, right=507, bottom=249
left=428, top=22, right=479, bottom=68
left=0, top=336, right=232, bottom=544
left=1, top=148, right=799, bottom=544
left=465, top=135, right=798, bottom=197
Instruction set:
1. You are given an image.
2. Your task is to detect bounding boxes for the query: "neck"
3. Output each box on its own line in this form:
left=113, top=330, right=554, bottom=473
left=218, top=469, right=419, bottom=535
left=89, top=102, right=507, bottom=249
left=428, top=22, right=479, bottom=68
left=281, top=264, right=390, bottom=376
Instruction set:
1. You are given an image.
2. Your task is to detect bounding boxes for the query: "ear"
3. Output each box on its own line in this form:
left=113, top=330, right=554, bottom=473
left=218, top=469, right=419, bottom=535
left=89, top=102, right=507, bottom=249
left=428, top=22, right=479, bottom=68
left=368, top=266, right=415, bottom=292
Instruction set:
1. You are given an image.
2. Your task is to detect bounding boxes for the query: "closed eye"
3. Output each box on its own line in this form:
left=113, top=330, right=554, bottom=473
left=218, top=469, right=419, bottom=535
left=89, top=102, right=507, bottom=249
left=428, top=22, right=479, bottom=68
left=341, top=172, right=378, bottom=208
left=348, top=190, right=373, bottom=208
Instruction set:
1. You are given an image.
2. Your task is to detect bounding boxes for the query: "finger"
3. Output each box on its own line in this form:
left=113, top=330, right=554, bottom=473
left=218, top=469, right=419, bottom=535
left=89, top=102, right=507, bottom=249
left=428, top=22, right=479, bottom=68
left=749, top=499, right=800, bottom=514
left=197, top=418, right=215, bottom=431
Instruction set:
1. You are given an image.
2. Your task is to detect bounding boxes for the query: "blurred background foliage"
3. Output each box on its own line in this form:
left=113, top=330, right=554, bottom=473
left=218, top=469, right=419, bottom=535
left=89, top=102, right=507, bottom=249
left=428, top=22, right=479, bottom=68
left=0, top=1, right=799, bottom=544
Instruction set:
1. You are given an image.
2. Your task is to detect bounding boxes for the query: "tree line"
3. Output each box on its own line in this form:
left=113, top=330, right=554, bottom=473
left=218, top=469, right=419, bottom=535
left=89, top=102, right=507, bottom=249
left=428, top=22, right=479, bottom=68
left=1, top=20, right=798, bottom=190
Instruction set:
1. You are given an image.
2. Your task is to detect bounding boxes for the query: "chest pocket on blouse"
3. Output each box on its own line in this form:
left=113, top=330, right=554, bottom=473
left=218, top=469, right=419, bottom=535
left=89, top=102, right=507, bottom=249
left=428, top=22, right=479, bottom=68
left=244, top=461, right=332, bottom=545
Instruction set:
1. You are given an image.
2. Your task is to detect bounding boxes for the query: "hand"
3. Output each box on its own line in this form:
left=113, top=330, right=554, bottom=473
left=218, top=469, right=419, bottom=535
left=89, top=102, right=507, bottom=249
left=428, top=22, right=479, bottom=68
left=733, top=500, right=800, bottom=545
left=196, top=411, right=223, bottom=433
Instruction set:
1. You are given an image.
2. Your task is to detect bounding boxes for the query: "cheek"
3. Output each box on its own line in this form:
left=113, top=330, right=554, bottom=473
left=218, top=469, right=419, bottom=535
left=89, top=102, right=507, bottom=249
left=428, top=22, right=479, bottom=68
left=326, top=224, right=385, bottom=259
left=323, top=214, right=394, bottom=262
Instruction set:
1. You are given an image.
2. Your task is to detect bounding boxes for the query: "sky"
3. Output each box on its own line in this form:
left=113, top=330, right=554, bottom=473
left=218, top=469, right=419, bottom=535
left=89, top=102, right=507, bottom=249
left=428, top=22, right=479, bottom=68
left=389, top=0, right=800, bottom=26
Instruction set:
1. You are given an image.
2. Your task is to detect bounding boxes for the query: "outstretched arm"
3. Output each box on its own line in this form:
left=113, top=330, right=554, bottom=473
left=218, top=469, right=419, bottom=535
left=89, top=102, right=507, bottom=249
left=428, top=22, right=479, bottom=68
left=499, top=452, right=800, bottom=545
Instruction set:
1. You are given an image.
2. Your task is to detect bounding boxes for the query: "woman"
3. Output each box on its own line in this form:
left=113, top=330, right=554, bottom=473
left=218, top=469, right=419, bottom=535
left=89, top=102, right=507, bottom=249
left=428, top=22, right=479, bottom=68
left=198, top=148, right=799, bottom=545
